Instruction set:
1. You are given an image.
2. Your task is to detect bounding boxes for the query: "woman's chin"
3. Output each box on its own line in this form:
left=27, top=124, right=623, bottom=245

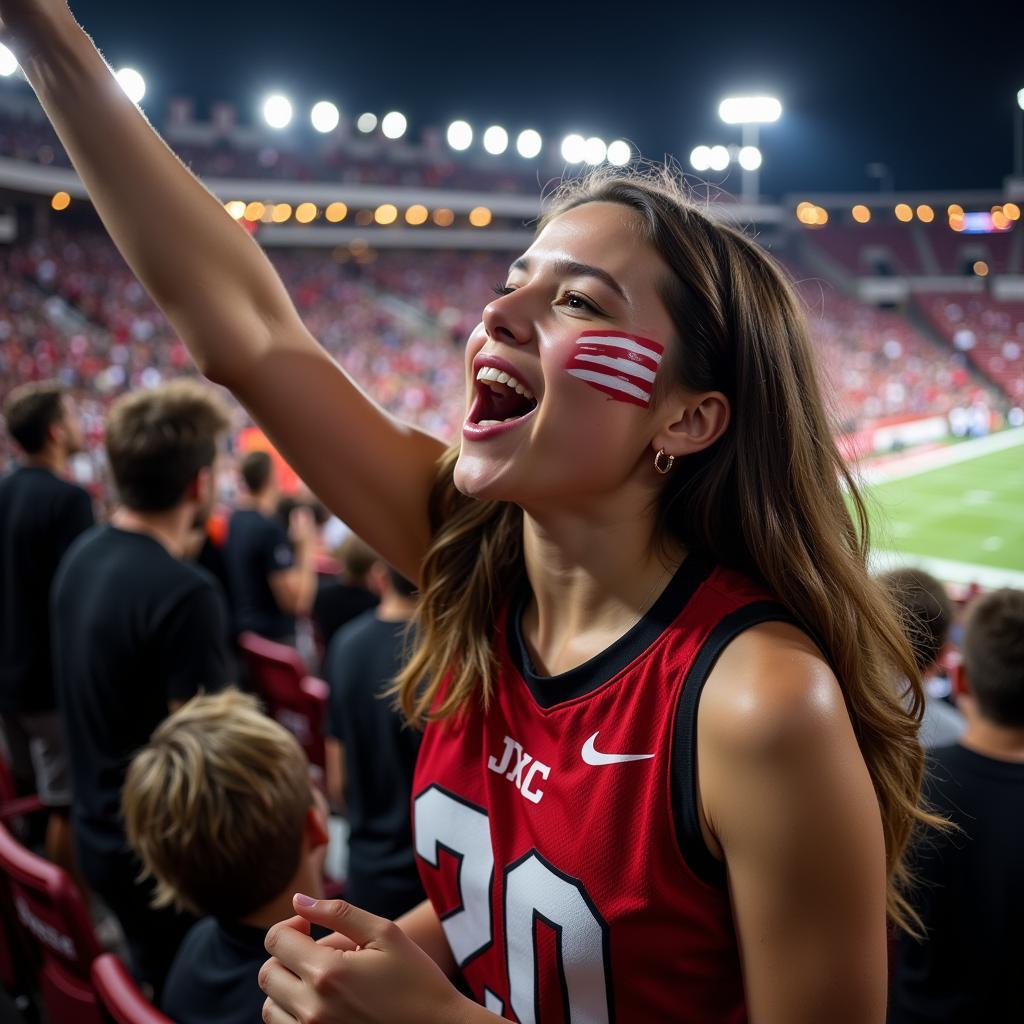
left=453, top=451, right=513, bottom=502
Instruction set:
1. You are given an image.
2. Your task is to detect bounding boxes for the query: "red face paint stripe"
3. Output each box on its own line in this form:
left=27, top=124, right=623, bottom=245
left=566, top=358, right=654, bottom=395
left=570, top=378, right=650, bottom=407
left=573, top=343, right=661, bottom=373
left=577, top=329, right=665, bottom=356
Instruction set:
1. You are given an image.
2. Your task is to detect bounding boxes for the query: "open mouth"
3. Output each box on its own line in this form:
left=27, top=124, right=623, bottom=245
left=469, top=366, right=539, bottom=425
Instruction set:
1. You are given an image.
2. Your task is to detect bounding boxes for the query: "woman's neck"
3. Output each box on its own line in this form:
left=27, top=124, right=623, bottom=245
left=520, top=504, right=683, bottom=677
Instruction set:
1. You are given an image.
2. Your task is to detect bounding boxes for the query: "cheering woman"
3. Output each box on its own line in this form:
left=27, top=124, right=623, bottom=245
left=1, top=3, right=935, bottom=1021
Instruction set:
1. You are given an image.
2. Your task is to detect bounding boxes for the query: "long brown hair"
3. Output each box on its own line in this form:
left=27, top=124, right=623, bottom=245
left=396, top=169, right=935, bottom=933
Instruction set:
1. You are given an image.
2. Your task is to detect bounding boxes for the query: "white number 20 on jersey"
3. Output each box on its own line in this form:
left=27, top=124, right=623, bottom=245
left=415, top=785, right=613, bottom=1024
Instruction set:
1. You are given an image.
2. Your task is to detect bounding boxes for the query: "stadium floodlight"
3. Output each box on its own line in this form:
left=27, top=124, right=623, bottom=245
left=311, top=101, right=340, bottom=134
left=516, top=129, right=542, bottom=158
left=356, top=112, right=378, bottom=133
left=115, top=68, right=146, bottom=105
left=718, top=96, right=782, bottom=125
left=561, top=133, right=586, bottom=164
left=447, top=120, right=473, bottom=151
left=738, top=145, right=762, bottom=171
left=0, top=43, right=18, bottom=78
left=381, top=111, right=407, bottom=139
left=1018, top=87, right=1024, bottom=111
left=262, top=94, right=293, bottom=130
left=689, top=145, right=712, bottom=172
left=483, top=126, right=509, bottom=155
left=584, top=137, right=607, bottom=165
left=607, top=140, right=631, bottom=167
left=708, top=145, right=730, bottom=171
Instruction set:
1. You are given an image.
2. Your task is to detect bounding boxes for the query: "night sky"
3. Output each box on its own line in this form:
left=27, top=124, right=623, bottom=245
left=67, top=0, right=1023, bottom=197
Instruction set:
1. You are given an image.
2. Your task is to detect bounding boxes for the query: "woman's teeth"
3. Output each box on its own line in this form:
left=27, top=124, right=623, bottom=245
left=475, top=365, right=535, bottom=401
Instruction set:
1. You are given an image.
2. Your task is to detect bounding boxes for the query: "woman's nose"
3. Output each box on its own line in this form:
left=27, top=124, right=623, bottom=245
left=482, top=292, right=534, bottom=347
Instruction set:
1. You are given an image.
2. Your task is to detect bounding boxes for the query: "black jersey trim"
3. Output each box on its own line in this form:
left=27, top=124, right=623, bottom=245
left=671, top=601, right=797, bottom=889
left=508, top=554, right=714, bottom=709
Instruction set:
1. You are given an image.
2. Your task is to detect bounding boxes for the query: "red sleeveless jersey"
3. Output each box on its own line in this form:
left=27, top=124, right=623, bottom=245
left=413, top=557, right=793, bottom=1023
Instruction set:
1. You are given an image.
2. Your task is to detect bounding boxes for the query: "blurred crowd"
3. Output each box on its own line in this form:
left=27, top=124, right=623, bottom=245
left=1, top=229, right=1012, bottom=497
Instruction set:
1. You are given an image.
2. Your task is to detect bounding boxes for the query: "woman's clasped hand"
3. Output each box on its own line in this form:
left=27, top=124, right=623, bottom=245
left=259, top=895, right=478, bottom=1024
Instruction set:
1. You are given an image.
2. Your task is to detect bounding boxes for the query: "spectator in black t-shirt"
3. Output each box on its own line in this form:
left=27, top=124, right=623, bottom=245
left=325, top=562, right=425, bottom=920
left=224, top=451, right=317, bottom=644
left=0, top=381, right=93, bottom=876
left=52, top=381, right=234, bottom=998
left=313, top=533, right=379, bottom=654
left=889, top=587, right=1024, bottom=1023
left=121, top=689, right=329, bottom=1024
left=880, top=568, right=965, bottom=749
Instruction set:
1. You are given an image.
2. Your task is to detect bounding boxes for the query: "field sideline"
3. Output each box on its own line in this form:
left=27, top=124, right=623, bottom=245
left=860, top=429, right=1024, bottom=589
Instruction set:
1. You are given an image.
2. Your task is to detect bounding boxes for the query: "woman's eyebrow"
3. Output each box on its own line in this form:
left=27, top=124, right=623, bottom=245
left=508, top=256, right=629, bottom=304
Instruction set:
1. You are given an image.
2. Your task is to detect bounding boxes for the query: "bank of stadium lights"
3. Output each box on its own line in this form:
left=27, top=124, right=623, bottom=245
left=0, top=43, right=17, bottom=78
left=483, top=126, right=508, bottom=156
left=718, top=96, right=782, bottom=125
left=311, top=101, right=340, bottom=134
left=262, top=94, right=293, bottom=130
left=115, top=67, right=146, bottom=104
left=607, top=140, right=632, bottom=167
left=447, top=120, right=473, bottom=151
left=689, top=145, right=730, bottom=173
left=356, top=113, right=378, bottom=134
left=381, top=112, right=407, bottom=140
left=796, top=202, right=828, bottom=227
left=516, top=129, right=543, bottom=159
left=737, top=145, right=762, bottom=171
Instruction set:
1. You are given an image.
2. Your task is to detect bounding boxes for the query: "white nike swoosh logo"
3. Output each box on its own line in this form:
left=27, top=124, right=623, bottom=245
left=581, top=731, right=655, bottom=766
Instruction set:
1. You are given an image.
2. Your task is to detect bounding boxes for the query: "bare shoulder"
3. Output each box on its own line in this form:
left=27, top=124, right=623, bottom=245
left=698, top=620, right=852, bottom=761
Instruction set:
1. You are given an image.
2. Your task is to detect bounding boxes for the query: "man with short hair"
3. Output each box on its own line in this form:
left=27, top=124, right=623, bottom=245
left=122, top=689, right=329, bottom=1024
left=325, top=560, right=425, bottom=920
left=0, top=381, right=93, bottom=874
left=224, top=449, right=317, bottom=644
left=889, top=587, right=1024, bottom=1023
left=52, top=380, right=234, bottom=997
left=880, top=567, right=965, bottom=748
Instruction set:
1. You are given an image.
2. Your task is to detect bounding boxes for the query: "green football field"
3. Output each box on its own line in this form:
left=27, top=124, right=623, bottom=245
left=864, top=445, right=1024, bottom=574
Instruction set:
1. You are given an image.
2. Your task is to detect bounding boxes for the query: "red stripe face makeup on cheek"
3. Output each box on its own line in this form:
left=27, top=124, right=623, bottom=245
left=564, top=330, right=665, bottom=408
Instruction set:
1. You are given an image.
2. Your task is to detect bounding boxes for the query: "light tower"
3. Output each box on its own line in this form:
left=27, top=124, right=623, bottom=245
left=718, top=95, right=782, bottom=204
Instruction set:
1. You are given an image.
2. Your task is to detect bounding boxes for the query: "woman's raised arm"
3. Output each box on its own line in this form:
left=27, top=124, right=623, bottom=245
left=2, top=1, right=447, bottom=580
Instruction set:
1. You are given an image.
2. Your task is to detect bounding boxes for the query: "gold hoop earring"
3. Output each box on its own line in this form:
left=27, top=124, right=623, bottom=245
left=654, top=448, right=675, bottom=475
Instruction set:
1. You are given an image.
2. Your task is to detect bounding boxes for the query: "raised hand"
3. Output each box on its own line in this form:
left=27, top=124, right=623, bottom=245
left=260, top=894, right=477, bottom=1024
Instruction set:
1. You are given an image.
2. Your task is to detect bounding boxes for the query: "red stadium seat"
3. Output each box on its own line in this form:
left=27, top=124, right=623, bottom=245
left=0, top=822, right=105, bottom=1024
left=91, top=953, right=173, bottom=1024
left=238, top=631, right=330, bottom=772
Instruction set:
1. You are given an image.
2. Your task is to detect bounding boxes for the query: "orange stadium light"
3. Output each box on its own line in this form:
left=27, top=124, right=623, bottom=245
left=916, top=205, right=935, bottom=223
left=405, top=204, right=429, bottom=225
left=992, top=210, right=1010, bottom=230
left=814, top=207, right=829, bottom=226
left=469, top=207, right=493, bottom=228
left=949, top=214, right=965, bottom=232
left=973, top=261, right=989, bottom=277
left=852, top=204, right=871, bottom=223
left=295, top=203, right=318, bottom=224
left=51, top=191, right=71, bottom=212
left=894, top=204, right=913, bottom=223
left=432, top=208, right=455, bottom=227
left=271, top=203, right=292, bottom=223
left=947, top=203, right=964, bottom=218
left=244, top=201, right=265, bottom=222
left=325, top=202, right=348, bottom=223
left=374, top=204, right=398, bottom=225
left=1004, top=202, right=1021, bottom=221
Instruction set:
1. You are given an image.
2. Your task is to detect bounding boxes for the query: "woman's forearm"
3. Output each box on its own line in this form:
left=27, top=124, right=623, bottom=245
left=17, top=12, right=299, bottom=384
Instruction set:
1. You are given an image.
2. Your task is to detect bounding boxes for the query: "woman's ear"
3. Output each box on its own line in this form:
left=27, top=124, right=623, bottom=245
left=653, top=391, right=730, bottom=459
